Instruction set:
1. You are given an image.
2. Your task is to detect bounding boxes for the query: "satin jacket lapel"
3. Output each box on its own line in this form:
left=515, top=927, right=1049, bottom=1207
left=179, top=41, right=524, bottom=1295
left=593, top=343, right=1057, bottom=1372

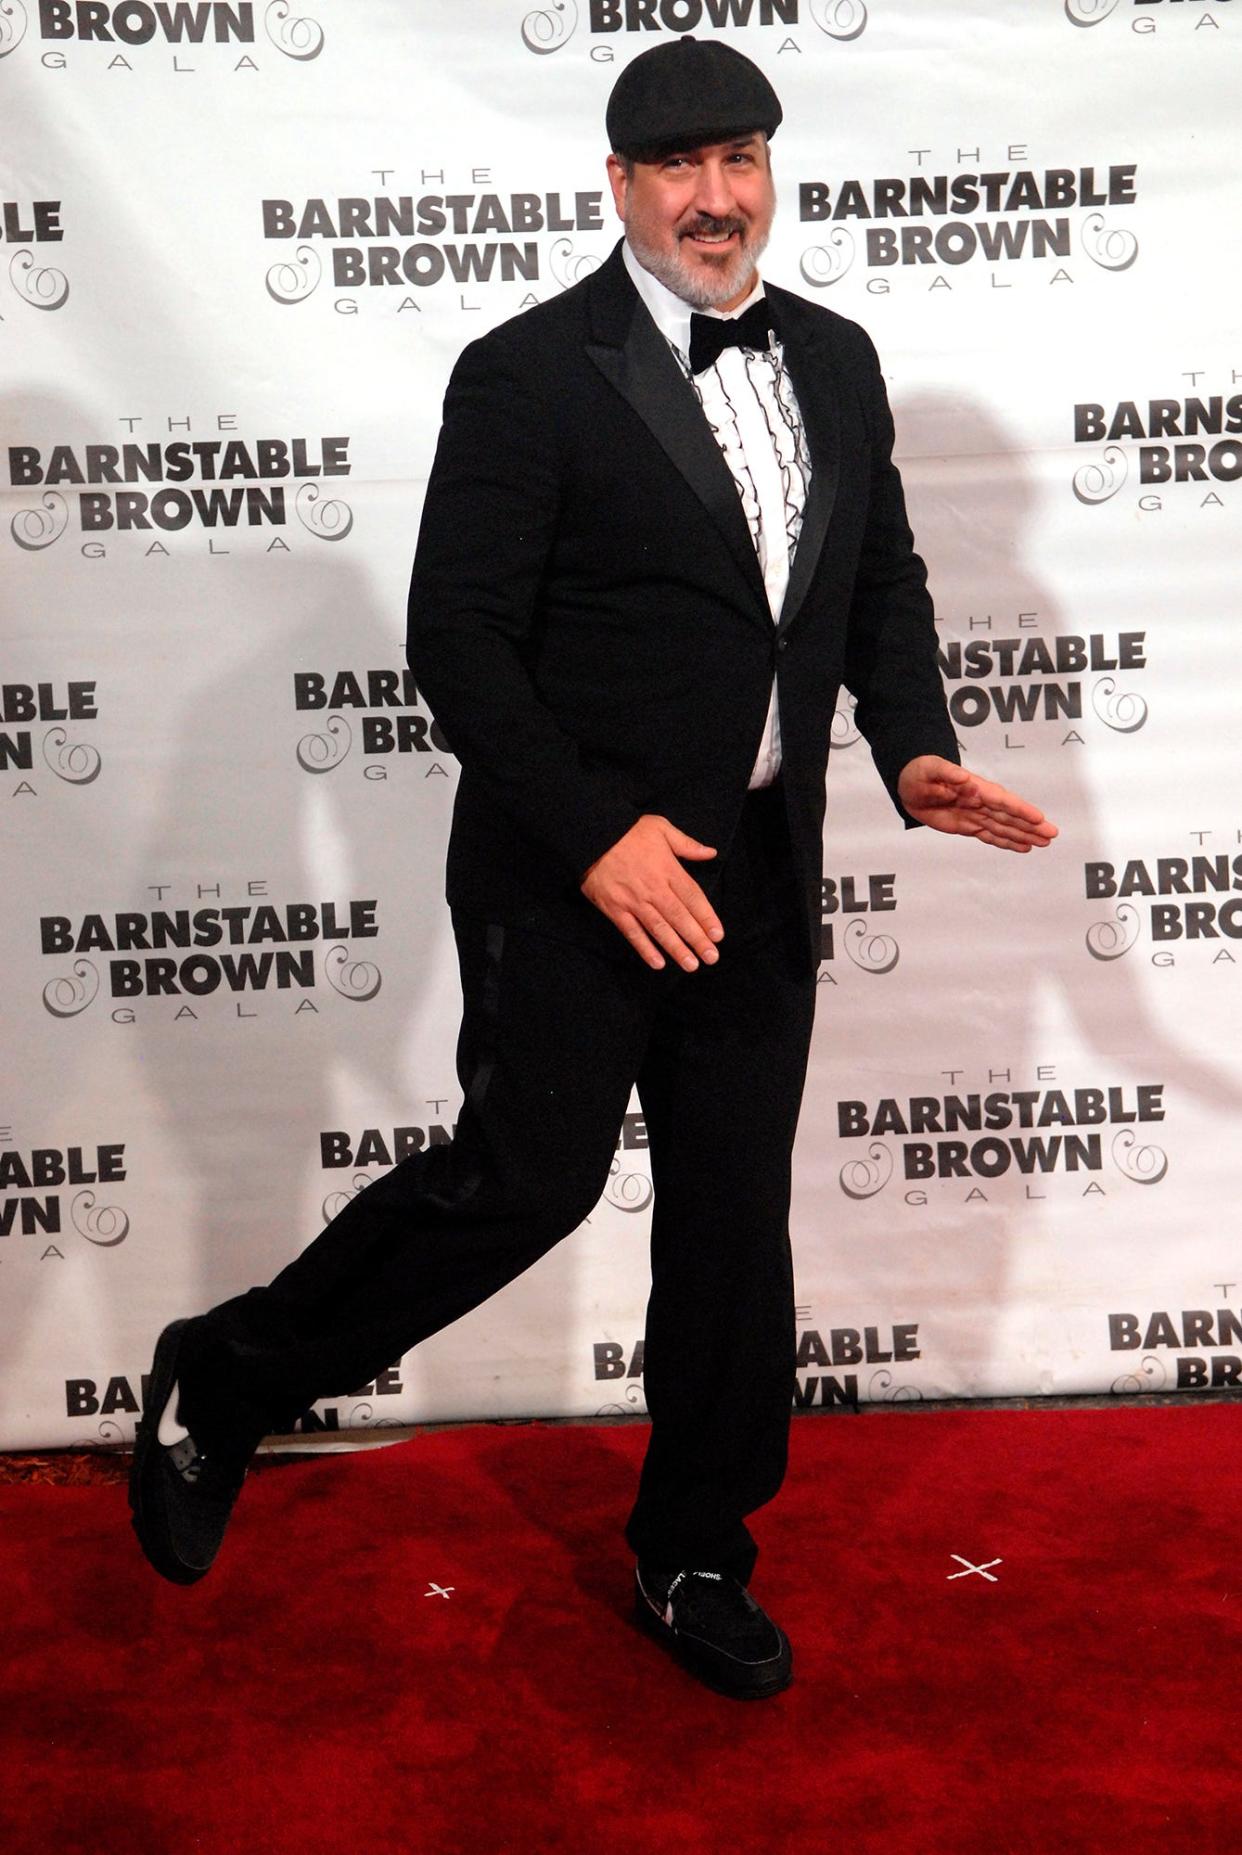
left=585, top=251, right=771, bottom=619
left=771, top=290, right=842, bottom=637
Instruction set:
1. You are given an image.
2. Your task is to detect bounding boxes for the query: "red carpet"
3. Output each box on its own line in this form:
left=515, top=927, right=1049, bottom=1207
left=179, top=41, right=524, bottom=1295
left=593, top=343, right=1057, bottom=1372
left=2, top=1405, right=1239, bottom=1854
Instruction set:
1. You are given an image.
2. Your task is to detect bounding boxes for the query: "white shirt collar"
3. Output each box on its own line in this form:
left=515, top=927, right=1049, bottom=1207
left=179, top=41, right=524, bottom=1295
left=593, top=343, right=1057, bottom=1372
left=622, top=237, right=766, bottom=361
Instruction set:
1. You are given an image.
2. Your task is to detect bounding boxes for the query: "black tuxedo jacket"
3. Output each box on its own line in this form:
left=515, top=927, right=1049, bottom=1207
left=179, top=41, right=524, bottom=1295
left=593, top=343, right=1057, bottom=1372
left=407, top=239, right=958, bottom=964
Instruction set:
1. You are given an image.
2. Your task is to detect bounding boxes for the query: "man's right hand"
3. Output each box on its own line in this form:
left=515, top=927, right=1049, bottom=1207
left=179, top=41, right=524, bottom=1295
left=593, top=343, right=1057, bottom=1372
left=581, top=815, right=723, bottom=972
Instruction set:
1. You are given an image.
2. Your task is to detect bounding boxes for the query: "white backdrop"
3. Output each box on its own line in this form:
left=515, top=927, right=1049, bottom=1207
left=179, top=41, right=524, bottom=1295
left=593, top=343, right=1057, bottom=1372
left=3, top=0, right=1240, bottom=1450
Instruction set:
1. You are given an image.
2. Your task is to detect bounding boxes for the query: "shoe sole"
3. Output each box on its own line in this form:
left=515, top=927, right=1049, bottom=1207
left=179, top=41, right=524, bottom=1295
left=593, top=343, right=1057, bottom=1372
left=633, top=1588, right=793, bottom=1701
left=128, top=1318, right=208, bottom=1586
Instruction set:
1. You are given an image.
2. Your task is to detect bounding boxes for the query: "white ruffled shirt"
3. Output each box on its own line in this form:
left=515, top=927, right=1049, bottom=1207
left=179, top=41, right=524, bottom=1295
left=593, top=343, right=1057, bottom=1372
left=623, top=238, right=812, bottom=789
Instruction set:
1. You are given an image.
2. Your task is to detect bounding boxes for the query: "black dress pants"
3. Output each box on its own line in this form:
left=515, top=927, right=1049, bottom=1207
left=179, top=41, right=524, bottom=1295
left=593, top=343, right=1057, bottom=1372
left=178, top=785, right=817, bottom=1582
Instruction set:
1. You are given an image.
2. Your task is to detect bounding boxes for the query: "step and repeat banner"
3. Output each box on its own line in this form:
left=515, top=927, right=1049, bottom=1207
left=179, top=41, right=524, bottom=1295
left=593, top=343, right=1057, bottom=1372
left=3, top=0, right=1240, bottom=1450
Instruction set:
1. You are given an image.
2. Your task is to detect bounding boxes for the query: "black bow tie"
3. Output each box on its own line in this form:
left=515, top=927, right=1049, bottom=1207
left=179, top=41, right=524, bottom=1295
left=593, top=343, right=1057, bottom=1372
left=687, top=299, right=777, bottom=376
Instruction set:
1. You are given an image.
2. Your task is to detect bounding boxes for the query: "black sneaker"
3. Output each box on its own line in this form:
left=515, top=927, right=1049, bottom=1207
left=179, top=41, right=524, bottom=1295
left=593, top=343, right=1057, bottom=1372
left=128, top=1318, right=248, bottom=1586
left=634, top=1565, right=793, bottom=1700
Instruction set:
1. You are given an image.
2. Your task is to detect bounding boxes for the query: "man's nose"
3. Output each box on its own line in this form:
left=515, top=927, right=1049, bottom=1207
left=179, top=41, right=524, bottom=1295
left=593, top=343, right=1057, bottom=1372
left=693, top=160, right=737, bottom=220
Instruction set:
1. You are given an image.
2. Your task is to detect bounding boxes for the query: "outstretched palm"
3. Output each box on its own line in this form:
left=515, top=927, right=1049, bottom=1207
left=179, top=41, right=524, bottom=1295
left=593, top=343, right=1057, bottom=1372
left=897, top=756, right=1058, bottom=853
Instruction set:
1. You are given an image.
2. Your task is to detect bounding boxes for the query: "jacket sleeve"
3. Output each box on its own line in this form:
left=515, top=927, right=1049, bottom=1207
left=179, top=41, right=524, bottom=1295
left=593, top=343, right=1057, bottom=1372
left=840, top=325, right=960, bottom=824
left=407, top=332, right=643, bottom=879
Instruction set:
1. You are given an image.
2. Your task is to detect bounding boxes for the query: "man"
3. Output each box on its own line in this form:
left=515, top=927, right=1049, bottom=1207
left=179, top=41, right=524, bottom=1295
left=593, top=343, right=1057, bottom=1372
left=129, top=40, right=1055, bottom=1702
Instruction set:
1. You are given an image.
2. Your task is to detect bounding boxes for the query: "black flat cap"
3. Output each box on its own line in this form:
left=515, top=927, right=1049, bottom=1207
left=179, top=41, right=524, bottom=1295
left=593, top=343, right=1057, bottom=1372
left=606, top=37, right=782, bottom=158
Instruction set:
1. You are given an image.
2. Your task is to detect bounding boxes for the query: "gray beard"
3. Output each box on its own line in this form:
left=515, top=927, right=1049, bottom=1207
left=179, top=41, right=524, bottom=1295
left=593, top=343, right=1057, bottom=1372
left=626, top=222, right=771, bottom=311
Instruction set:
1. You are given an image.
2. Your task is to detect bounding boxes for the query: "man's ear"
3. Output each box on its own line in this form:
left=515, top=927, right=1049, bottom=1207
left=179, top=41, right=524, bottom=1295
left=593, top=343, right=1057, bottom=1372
left=605, top=152, right=630, bottom=223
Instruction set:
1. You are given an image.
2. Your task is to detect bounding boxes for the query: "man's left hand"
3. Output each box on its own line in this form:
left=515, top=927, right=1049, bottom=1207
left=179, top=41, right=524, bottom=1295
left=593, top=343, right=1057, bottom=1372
left=897, top=756, right=1058, bottom=853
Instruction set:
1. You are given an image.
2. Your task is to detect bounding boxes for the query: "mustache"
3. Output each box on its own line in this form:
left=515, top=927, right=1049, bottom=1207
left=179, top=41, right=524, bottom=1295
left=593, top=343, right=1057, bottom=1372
left=679, top=215, right=748, bottom=240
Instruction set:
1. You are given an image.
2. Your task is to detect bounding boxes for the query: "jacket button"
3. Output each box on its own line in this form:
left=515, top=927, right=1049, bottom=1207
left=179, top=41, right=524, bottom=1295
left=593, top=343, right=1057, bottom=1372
left=776, top=637, right=788, bottom=653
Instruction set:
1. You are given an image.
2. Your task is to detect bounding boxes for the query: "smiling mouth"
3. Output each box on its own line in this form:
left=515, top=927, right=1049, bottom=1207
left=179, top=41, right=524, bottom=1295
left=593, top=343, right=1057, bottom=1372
left=681, top=218, right=745, bottom=246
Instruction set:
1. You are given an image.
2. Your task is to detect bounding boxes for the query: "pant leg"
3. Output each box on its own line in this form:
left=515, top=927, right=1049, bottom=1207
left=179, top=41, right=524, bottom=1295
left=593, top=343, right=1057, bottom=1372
left=177, top=913, right=656, bottom=1460
left=625, top=788, right=817, bottom=1582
